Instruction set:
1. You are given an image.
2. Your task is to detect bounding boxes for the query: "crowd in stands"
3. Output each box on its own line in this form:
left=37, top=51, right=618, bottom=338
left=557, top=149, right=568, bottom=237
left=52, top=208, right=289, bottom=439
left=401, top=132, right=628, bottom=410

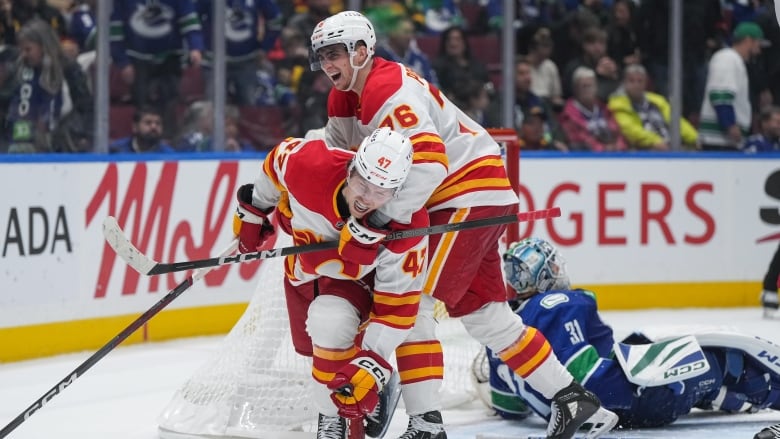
left=1, top=0, right=780, bottom=153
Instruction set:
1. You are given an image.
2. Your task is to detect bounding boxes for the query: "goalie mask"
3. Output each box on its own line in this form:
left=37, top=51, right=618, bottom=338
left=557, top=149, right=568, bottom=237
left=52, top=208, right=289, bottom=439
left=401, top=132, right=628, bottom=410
left=504, top=237, right=570, bottom=296
left=310, top=11, right=376, bottom=71
left=351, top=127, right=413, bottom=191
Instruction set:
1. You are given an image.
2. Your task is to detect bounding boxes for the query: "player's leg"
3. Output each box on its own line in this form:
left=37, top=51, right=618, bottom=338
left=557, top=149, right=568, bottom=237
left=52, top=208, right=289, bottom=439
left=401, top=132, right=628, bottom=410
left=306, top=279, right=373, bottom=439
left=429, top=205, right=615, bottom=439
left=392, top=293, right=445, bottom=439
left=761, top=242, right=780, bottom=316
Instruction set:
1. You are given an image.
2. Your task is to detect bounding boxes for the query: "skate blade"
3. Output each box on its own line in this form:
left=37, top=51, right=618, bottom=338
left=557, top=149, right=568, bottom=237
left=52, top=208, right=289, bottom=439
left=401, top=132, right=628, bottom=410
left=580, top=406, right=619, bottom=439
left=763, top=307, right=780, bottom=320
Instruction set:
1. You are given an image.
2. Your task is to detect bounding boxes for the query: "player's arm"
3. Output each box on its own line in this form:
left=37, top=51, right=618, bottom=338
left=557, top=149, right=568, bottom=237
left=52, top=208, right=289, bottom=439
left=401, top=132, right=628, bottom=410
left=233, top=138, right=305, bottom=252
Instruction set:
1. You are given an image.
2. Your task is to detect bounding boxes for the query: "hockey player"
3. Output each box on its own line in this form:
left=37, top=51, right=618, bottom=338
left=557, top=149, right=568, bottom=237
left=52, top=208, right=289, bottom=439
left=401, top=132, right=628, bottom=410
left=233, top=128, right=430, bottom=439
left=308, top=11, right=617, bottom=439
left=474, top=237, right=780, bottom=430
left=755, top=423, right=780, bottom=439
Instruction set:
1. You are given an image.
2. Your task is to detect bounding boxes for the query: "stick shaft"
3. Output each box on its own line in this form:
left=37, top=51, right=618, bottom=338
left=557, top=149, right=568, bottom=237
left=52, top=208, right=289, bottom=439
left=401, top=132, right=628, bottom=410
left=137, top=207, right=560, bottom=275
left=0, top=241, right=237, bottom=438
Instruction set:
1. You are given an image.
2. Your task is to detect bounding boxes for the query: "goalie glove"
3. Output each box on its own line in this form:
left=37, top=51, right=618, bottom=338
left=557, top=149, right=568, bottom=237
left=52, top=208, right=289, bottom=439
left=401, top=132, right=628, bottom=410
left=233, top=184, right=274, bottom=253
left=328, top=350, right=393, bottom=419
left=338, top=216, right=387, bottom=265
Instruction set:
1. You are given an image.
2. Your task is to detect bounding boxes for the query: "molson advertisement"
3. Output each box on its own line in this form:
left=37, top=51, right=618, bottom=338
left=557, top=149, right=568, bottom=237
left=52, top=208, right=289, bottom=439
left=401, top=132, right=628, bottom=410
left=0, top=155, right=778, bottom=361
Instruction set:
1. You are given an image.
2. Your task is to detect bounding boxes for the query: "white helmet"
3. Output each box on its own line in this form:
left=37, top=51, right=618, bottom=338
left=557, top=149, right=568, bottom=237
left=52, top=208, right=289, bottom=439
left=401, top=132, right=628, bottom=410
left=352, top=128, right=413, bottom=189
left=310, top=10, right=376, bottom=71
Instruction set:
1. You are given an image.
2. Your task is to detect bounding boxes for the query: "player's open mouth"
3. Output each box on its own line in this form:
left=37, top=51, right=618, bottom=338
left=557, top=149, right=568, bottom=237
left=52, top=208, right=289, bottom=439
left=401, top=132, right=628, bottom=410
left=330, top=73, right=342, bottom=82
left=354, top=200, right=368, bottom=214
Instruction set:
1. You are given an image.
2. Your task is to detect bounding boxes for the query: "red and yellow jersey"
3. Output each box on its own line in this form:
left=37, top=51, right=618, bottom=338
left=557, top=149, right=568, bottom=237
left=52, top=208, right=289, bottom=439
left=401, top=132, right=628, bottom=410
left=252, top=136, right=429, bottom=299
left=324, top=57, right=518, bottom=222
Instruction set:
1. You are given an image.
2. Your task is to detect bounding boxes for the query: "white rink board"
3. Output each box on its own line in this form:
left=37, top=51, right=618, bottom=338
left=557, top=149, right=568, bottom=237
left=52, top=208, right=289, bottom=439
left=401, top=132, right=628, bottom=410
left=0, top=155, right=779, bottom=329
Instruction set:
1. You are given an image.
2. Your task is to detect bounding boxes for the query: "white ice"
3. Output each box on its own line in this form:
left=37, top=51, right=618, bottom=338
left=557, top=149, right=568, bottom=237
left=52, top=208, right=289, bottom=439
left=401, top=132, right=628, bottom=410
left=1, top=308, right=779, bottom=439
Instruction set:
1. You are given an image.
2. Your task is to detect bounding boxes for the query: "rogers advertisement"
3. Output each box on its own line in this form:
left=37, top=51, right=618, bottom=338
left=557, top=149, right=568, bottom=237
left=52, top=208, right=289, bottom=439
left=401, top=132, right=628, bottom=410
left=0, top=155, right=778, bottom=336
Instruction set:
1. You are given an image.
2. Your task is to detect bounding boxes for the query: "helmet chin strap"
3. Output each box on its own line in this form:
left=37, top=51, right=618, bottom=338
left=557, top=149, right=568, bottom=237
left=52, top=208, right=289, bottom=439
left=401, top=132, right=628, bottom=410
left=345, top=51, right=370, bottom=92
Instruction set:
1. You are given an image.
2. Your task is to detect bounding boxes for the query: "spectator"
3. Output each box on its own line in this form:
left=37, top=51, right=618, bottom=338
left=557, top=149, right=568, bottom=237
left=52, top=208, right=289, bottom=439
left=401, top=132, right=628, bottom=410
left=526, top=27, right=564, bottom=111
left=549, top=8, right=600, bottom=74
left=196, top=0, right=283, bottom=106
left=559, top=67, right=627, bottom=152
left=286, top=0, right=333, bottom=45
left=7, top=0, right=68, bottom=44
left=605, top=0, right=640, bottom=70
left=514, top=56, right=567, bottom=151
left=374, top=12, right=438, bottom=85
left=451, top=78, right=496, bottom=127
left=432, top=26, right=490, bottom=100
left=175, top=101, right=253, bottom=152
left=110, top=0, right=205, bottom=138
left=699, top=21, right=768, bottom=151
left=562, top=27, right=620, bottom=102
left=66, top=0, right=96, bottom=53
left=5, top=18, right=92, bottom=153
left=608, top=64, right=699, bottom=151
left=637, top=0, right=723, bottom=119
left=0, top=0, right=14, bottom=45
left=744, top=106, right=780, bottom=153
left=109, top=106, right=175, bottom=153
left=518, top=106, right=567, bottom=151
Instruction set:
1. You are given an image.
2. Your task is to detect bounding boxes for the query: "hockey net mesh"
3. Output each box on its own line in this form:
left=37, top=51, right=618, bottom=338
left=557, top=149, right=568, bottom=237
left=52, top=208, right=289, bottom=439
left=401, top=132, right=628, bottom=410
left=158, top=131, right=520, bottom=438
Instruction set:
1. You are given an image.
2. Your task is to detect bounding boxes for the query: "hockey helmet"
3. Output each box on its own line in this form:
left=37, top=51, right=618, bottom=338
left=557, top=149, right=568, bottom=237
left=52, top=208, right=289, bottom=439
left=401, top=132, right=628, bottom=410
left=504, top=237, right=570, bottom=295
left=310, top=11, right=376, bottom=71
left=352, top=127, right=413, bottom=190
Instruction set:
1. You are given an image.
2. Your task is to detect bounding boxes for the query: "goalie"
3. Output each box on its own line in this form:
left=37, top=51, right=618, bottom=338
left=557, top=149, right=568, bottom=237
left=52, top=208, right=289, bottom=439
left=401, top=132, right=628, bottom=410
left=473, top=237, right=780, bottom=429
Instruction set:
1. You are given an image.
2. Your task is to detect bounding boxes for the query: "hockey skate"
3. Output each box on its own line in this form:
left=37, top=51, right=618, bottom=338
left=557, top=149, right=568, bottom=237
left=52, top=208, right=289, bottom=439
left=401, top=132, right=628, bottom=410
left=317, top=413, right=347, bottom=439
left=397, top=410, right=447, bottom=439
left=364, top=372, right=402, bottom=438
left=761, top=290, right=779, bottom=319
left=755, top=423, right=780, bottom=439
left=546, top=381, right=617, bottom=439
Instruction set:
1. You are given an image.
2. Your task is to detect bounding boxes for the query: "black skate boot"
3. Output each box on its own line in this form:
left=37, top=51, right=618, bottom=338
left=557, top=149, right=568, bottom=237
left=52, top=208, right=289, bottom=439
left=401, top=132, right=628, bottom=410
left=546, top=381, right=617, bottom=439
left=365, top=372, right=401, bottom=438
left=317, top=413, right=347, bottom=439
left=397, top=410, right=447, bottom=439
left=755, top=423, right=780, bottom=439
left=761, top=290, right=780, bottom=319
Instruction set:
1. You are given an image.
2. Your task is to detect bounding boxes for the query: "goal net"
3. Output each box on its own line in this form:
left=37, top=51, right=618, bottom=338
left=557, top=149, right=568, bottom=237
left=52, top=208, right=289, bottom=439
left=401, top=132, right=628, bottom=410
left=157, top=130, right=521, bottom=438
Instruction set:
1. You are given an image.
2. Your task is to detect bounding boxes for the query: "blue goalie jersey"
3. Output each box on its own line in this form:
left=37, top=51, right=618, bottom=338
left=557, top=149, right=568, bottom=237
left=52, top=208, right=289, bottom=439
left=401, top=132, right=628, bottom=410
left=484, top=289, right=780, bottom=428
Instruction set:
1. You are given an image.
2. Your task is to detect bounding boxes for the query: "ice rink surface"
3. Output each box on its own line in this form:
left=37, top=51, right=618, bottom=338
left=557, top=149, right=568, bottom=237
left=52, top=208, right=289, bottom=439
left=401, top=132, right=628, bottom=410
left=1, top=307, right=779, bottom=439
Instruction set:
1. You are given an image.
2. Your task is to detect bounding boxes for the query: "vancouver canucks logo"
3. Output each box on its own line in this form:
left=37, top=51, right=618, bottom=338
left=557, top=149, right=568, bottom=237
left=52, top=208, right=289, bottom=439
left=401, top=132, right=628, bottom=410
left=129, top=3, right=174, bottom=39
left=226, top=8, right=253, bottom=42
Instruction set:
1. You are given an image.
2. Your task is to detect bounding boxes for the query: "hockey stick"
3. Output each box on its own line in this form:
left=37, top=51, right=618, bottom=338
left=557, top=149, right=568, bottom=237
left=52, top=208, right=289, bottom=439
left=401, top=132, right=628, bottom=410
left=104, top=207, right=562, bottom=276
left=0, top=240, right=238, bottom=439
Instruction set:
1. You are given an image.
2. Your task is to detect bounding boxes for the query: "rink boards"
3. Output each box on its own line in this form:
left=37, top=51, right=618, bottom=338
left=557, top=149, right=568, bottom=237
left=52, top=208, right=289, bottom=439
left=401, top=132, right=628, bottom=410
left=0, top=152, right=778, bottom=361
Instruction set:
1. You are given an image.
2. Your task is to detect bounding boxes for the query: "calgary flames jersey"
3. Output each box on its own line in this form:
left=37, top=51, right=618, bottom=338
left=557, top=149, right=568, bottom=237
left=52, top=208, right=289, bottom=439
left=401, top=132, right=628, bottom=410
left=324, top=57, right=518, bottom=222
left=251, top=136, right=429, bottom=297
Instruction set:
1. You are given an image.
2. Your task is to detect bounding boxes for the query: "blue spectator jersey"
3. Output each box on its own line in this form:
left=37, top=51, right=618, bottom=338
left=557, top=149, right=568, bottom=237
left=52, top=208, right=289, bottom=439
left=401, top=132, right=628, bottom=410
left=197, top=0, right=282, bottom=63
left=485, top=289, right=727, bottom=428
left=109, top=137, right=176, bottom=153
left=69, top=3, right=96, bottom=51
left=110, top=0, right=204, bottom=66
left=6, top=67, right=63, bottom=145
left=743, top=133, right=780, bottom=153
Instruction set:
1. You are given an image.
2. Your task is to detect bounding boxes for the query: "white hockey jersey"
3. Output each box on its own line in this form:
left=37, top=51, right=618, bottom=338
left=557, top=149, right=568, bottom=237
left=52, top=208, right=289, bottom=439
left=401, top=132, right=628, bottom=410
left=325, top=57, right=518, bottom=222
left=250, top=137, right=429, bottom=352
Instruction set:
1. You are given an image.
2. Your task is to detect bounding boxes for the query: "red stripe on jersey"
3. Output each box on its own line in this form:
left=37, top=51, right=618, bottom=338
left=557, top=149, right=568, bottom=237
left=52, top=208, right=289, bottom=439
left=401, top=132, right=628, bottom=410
left=312, top=344, right=359, bottom=384
left=498, top=327, right=553, bottom=378
left=396, top=340, right=444, bottom=384
left=427, top=156, right=513, bottom=207
left=370, top=290, right=421, bottom=330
